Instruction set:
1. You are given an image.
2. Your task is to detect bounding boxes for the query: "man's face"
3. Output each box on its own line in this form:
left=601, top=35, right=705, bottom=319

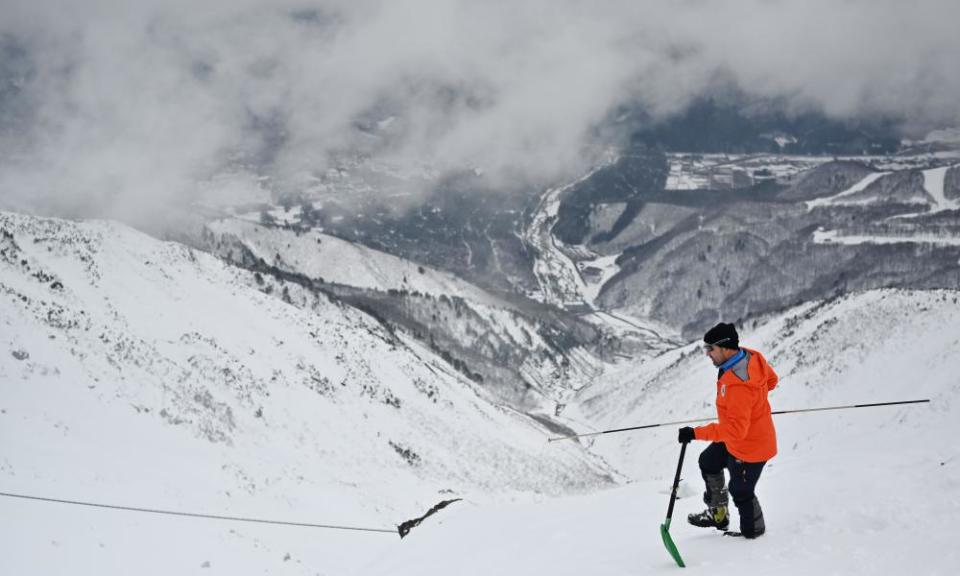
left=703, top=344, right=736, bottom=367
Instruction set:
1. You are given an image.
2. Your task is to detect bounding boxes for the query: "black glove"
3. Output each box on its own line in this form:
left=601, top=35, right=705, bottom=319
left=678, top=427, right=695, bottom=444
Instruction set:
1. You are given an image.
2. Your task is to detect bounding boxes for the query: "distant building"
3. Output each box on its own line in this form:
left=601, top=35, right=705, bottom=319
left=733, top=168, right=753, bottom=188
left=708, top=167, right=753, bottom=189
left=564, top=302, right=594, bottom=314
left=581, top=266, right=604, bottom=282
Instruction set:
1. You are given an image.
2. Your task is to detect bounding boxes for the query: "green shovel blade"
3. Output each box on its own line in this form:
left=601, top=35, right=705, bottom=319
left=660, top=520, right=685, bottom=568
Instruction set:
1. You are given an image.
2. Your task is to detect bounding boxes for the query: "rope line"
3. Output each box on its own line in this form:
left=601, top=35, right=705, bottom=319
left=549, top=398, right=931, bottom=442
left=0, top=491, right=396, bottom=534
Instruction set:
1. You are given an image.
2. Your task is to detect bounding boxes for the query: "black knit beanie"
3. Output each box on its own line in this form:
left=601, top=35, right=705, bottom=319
left=703, top=322, right=739, bottom=349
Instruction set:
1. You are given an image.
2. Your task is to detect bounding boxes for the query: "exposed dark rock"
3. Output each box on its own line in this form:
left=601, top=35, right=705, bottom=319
left=389, top=440, right=421, bottom=467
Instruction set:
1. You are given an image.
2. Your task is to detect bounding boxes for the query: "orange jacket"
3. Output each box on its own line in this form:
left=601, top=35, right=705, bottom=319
left=694, top=347, right=778, bottom=463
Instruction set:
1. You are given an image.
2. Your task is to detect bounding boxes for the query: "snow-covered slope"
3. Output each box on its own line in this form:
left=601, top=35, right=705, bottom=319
left=0, top=211, right=613, bottom=575
left=806, top=166, right=960, bottom=211
left=201, top=217, right=615, bottom=411
left=574, top=289, right=959, bottom=478
left=206, top=218, right=501, bottom=302
left=361, top=289, right=960, bottom=574
left=6, top=207, right=958, bottom=574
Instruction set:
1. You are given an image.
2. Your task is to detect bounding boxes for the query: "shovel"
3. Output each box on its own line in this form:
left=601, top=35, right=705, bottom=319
left=660, top=440, right=688, bottom=568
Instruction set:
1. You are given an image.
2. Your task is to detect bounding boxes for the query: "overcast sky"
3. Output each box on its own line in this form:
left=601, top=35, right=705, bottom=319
left=1, top=0, right=959, bottom=221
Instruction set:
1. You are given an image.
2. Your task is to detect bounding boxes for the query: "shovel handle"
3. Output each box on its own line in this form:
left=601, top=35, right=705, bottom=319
left=666, top=441, right=689, bottom=521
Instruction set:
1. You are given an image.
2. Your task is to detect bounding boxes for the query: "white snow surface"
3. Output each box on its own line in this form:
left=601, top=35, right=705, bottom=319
left=813, top=227, right=960, bottom=247
left=204, top=218, right=607, bottom=406
left=364, top=289, right=960, bottom=575
left=922, top=165, right=960, bottom=213
left=0, top=211, right=611, bottom=575
left=207, top=218, right=501, bottom=303
left=4, top=209, right=960, bottom=575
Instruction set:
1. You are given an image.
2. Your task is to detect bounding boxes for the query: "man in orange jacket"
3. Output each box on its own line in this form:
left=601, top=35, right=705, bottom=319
left=678, top=322, right=778, bottom=539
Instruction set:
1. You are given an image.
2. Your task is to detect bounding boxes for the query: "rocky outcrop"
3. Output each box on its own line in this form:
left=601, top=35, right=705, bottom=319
left=199, top=222, right=607, bottom=411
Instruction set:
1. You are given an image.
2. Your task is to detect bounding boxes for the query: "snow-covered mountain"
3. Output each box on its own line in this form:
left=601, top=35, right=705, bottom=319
left=4, top=212, right=959, bottom=575
left=205, top=218, right=499, bottom=301
left=361, top=288, right=960, bottom=575
left=3, top=8, right=960, bottom=573
left=198, top=217, right=628, bottom=413
left=0, top=210, right=614, bottom=575
left=4, top=137, right=960, bottom=575
left=179, top=132, right=960, bottom=346
left=559, top=155, right=960, bottom=337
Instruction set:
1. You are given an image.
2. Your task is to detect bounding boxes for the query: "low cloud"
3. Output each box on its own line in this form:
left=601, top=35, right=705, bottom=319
left=1, top=0, right=958, bottom=222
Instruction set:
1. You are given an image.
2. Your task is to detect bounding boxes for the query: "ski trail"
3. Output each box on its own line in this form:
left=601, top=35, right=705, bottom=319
left=805, top=171, right=888, bottom=210
left=923, top=165, right=960, bottom=213
left=813, top=228, right=960, bottom=246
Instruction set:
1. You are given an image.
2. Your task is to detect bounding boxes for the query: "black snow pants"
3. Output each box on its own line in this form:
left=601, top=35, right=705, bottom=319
left=698, top=442, right=766, bottom=537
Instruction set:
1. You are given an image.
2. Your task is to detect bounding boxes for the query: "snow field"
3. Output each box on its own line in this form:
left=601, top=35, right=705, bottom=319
left=365, top=289, right=960, bottom=574
left=0, top=211, right=611, bottom=575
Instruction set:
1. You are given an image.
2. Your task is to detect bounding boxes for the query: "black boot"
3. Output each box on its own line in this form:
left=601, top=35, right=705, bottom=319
left=725, top=497, right=765, bottom=538
left=688, top=472, right=729, bottom=530
left=687, top=505, right=730, bottom=530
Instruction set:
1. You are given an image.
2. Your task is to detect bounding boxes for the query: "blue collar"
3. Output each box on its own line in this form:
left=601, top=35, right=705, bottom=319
left=718, top=349, right=745, bottom=374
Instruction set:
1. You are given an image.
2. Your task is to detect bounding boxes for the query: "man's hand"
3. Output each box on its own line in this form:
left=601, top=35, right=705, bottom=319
left=678, top=427, right=695, bottom=444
